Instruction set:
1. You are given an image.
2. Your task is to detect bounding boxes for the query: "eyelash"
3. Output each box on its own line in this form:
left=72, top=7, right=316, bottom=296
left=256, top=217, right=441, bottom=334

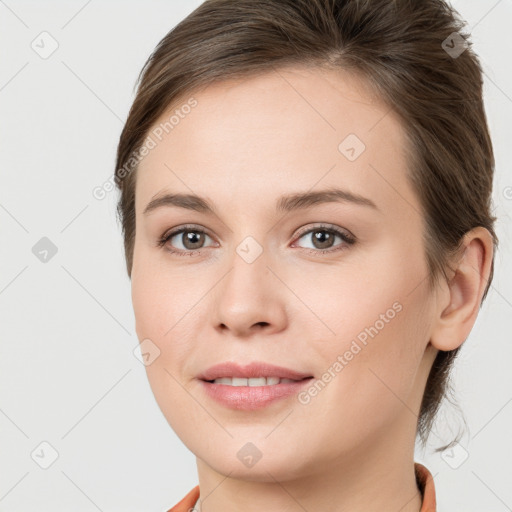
left=156, top=223, right=356, bottom=257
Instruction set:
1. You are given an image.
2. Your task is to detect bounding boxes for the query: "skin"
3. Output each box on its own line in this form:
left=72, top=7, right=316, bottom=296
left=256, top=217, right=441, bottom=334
left=130, top=65, right=493, bottom=511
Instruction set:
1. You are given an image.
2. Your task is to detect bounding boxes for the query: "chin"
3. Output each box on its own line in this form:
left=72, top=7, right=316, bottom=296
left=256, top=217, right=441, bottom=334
left=192, top=437, right=313, bottom=482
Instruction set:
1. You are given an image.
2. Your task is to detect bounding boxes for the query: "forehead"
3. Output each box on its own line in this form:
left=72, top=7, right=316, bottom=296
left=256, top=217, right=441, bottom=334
left=135, top=65, right=416, bottom=217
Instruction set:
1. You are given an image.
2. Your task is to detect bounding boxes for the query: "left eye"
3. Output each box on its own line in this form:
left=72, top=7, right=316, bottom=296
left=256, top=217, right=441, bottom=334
left=292, top=226, right=355, bottom=252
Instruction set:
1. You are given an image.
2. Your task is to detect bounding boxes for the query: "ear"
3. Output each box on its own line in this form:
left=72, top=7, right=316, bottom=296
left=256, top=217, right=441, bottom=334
left=430, top=227, right=494, bottom=352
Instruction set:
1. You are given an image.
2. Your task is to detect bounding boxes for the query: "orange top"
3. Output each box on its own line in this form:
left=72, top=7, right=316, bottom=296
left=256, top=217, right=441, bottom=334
left=167, top=462, right=436, bottom=512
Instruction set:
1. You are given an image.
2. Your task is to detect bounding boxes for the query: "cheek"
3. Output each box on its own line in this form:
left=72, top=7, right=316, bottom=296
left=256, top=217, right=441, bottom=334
left=131, top=251, right=186, bottom=341
left=131, top=268, right=197, bottom=428
left=131, top=258, right=202, bottom=382
left=289, top=263, right=402, bottom=344
left=301, top=312, right=425, bottom=461
left=303, top=264, right=430, bottom=432
left=131, top=273, right=164, bottom=341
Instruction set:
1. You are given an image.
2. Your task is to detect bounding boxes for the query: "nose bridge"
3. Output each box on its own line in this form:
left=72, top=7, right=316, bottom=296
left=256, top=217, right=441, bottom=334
left=211, top=235, right=286, bottom=335
left=221, top=235, right=272, bottom=306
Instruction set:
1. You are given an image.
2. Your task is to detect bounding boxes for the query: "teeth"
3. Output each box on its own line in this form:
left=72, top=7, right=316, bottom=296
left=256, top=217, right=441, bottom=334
left=211, top=377, right=298, bottom=386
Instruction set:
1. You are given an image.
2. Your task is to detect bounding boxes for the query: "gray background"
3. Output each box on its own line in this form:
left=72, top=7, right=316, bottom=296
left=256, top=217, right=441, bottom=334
left=1, top=1, right=511, bottom=510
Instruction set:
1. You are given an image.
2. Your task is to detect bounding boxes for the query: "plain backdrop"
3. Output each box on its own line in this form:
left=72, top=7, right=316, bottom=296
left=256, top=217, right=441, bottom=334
left=1, top=1, right=511, bottom=510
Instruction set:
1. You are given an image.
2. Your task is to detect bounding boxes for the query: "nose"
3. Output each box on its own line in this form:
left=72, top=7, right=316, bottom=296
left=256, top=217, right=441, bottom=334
left=211, top=248, right=288, bottom=338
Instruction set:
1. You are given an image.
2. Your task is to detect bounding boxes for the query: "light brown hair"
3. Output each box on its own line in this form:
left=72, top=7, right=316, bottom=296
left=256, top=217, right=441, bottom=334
left=114, top=0, right=498, bottom=448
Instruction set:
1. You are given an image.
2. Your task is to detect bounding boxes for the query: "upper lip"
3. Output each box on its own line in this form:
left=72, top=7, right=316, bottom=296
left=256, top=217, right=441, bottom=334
left=197, top=362, right=313, bottom=381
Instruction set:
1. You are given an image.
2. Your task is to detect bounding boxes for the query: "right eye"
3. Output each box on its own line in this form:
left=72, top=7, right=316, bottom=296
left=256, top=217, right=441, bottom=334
left=157, top=225, right=217, bottom=256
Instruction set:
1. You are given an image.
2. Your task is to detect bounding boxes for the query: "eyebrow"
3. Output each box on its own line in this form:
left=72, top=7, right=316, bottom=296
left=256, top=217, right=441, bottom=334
left=143, top=187, right=379, bottom=216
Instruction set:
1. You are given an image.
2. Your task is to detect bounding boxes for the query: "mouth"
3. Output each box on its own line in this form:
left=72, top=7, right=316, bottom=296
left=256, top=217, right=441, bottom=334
left=196, top=361, right=314, bottom=383
left=198, top=365, right=314, bottom=410
left=202, top=376, right=314, bottom=386
left=196, top=361, right=314, bottom=409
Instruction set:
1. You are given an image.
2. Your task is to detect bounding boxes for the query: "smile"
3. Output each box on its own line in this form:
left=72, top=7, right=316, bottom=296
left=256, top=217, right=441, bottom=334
left=208, top=377, right=301, bottom=386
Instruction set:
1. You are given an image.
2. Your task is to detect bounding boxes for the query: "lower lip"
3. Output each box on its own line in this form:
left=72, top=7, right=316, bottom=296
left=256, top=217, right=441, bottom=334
left=199, top=378, right=314, bottom=410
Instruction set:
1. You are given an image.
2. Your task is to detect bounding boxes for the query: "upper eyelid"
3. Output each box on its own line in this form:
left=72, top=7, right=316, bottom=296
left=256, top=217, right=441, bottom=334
left=164, top=224, right=212, bottom=237
left=294, top=223, right=352, bottom=238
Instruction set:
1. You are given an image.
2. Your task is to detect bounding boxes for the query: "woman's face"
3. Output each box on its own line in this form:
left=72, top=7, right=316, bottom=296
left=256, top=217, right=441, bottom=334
left=131, top=65, right=439, bottom=481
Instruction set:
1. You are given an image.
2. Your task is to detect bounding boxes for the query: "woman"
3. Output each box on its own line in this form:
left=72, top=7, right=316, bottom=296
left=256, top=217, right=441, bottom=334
left=113, top=0, right=497, bottom=510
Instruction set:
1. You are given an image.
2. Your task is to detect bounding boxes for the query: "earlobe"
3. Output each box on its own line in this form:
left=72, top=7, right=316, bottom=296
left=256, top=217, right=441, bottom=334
left=430, top=227, right=493, bottom=352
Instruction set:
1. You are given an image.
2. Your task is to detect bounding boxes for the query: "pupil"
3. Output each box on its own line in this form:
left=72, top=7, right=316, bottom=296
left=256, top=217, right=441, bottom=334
left=184, top=231, right=203, bottom=249
left=314, top=230, right=333, bottom=249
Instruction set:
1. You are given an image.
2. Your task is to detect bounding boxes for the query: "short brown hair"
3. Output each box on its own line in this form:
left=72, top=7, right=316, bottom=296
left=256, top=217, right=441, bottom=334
left=114, top=0, right=498, bottom=448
